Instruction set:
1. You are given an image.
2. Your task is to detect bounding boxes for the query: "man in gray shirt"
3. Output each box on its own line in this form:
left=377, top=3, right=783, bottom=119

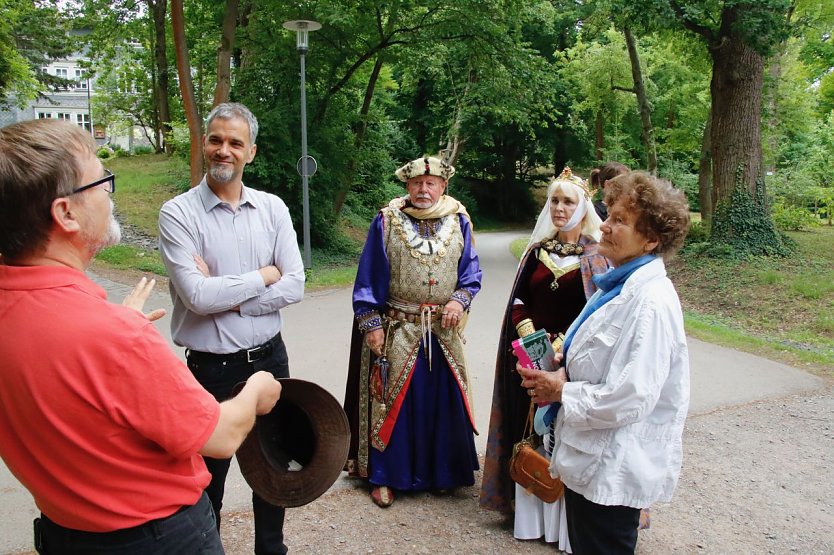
left=159, top=102, right=305, bottom=555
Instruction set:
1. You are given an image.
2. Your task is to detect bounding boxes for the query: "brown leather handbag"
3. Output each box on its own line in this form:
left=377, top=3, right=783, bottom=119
left=508, top=401, right=564, bottom=504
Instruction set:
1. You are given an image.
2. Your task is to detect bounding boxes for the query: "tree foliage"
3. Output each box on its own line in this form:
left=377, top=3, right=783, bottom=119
left=0, top=1, right=75, bottom=107
left=6, top=0, right=833, bottom=256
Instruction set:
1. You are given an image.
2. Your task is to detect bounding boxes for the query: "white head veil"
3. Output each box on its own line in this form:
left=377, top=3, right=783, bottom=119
left=527, top=168, right=603, bottom=250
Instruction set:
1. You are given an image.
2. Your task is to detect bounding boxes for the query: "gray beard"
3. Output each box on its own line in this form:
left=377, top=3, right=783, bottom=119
left=104, top=212, right=122, bottom=248
left=208, top=162, right=235, bottom=183
left=84, top=200, right=122, bottom=255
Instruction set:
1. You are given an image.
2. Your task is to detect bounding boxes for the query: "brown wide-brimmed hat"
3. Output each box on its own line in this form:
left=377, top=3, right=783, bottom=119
left=235, top=378, right=350, bottom=508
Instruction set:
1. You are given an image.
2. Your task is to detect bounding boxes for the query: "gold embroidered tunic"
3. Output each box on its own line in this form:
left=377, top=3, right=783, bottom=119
left=345, top=196, right=481, bottom=479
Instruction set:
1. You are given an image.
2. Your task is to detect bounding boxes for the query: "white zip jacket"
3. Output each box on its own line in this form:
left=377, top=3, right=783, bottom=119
left=550, top=256, right=690, bottom=508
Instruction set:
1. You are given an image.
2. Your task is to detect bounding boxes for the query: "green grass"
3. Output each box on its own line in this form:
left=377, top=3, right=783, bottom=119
left=756, top=269, right=782, bottom=285
left=683, top=311, right=833, bottom=368
left=108, top=153, right=188, bottom=237
left=815, top=313, right=834, bottom=335
left=669, top=225, right=834, bottom=374
left=95, top=244, right=168, bottom=275
left=307, top=265, right=358, bottom=288
left=302, top=244, right=362, bottom=290
left=510, top=236, right=528, bottom=259
left=94, top=153, right=187, bottom=276
left=791, top=275, right=834, bottom=299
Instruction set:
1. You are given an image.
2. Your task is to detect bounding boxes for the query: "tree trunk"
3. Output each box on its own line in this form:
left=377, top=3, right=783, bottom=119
left=764, top=51, right=782, bottom=174
left=698, top=110, right=712, bottom=225
left=494, top=136, right=521, bottom=220
left=213, top=0, right=239, bottom=107
left=147, top=21, right=163, bottom=151
left=148, top=0, right=172, bottom=153
left=171, top=0, right=203, bottom=187
left=442, top=69, right=475, bottom=167
left=707, top=13, right=785, bottom=255
left=443, top=105, right=466, bottom=167
left=623, top=26, right=657, bottom=174
left=332, top=56, right=385, bottom=216
left=763, top=5, right=793, bottom=173
left=594, top=110, right=604, bottom=161
left=236, top=2, right=252, bottom=71
left=709, top=36, right=764, bottom=208
left=553, top=125, right=568, bottom=174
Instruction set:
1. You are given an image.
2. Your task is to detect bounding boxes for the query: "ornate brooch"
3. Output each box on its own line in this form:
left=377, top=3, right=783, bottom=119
left=541, top=239, right=584, bottom=256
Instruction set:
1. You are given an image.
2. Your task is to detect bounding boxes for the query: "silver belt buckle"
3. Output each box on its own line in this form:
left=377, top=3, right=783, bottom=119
left=246, top=347, right=260, bottom=363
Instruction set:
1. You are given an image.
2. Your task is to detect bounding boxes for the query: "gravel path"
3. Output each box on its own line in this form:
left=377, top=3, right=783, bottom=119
left=10, top=229, right=828, bottom=555
left=218, top=384, right=834, bottom=554
left=105, top=225, right=832, bottom=555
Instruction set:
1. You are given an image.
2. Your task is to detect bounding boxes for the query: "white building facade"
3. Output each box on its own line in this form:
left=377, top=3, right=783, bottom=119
left=0, top=53, right=151, bottom=151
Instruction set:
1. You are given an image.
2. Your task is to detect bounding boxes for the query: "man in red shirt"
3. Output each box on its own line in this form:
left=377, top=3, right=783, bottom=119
left=0, top=119, right=281, bottom=554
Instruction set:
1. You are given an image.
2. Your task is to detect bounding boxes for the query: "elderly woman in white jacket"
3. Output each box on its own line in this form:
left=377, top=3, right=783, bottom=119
left=518, top=171, right=691, bottom=554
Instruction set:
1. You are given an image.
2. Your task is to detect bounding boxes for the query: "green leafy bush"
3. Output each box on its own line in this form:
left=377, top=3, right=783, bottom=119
left=167, top=121, right=192, bottom=161
left=771, top=201, right=818, bottom=231
left=659, top=158, right=699, bottom=212
left=97, top=145, right=115, bottom=160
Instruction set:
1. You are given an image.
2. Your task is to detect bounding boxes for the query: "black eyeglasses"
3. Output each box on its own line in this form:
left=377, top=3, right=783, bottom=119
left=71, top=169, right=116, bottom=195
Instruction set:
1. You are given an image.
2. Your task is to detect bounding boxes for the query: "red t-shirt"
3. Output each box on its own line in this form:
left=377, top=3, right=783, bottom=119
left=0, top=265, right=220, bottom=532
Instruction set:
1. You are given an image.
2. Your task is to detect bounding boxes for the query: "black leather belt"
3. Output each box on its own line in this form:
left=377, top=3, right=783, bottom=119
left=187, top=333, right=281, bottom=365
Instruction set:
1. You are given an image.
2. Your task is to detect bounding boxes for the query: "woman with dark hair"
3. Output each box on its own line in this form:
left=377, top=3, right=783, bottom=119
left=519, top=171, right=691, bottom=554
left=480, top=168, right=610, bottom=551
left=590, top=161, right=629, bottom=221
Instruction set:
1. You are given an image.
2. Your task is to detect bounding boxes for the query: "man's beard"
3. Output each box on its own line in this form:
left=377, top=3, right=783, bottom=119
left=208, top=161, right=235, bottom=183
left=83, top=199, right=122, bottom=255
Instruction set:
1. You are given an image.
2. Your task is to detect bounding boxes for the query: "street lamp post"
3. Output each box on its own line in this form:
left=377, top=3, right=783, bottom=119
left=283, top=19, right=321, bottom=274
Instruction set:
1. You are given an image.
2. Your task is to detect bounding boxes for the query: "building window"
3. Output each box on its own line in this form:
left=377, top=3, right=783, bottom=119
left=75, top=69, right=87, bottom=90
left=76, top=113, right=91, bottom=131
left=55, top=68, right=70, bottom=89
left=37, top=112, right=51, bottom=119
left=57, top=113, right=72, bottom=120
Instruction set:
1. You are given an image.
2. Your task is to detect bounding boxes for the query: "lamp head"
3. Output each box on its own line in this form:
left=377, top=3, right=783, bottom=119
left=282, top=20, right=322, bottom=53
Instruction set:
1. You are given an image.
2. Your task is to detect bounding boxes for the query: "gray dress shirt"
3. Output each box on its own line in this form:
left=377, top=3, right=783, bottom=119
left=158, top=178, right=305, bottom=353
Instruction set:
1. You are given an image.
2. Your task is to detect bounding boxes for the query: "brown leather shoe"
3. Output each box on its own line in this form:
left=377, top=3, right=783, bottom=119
left=371, top=486, right=394, bottom=508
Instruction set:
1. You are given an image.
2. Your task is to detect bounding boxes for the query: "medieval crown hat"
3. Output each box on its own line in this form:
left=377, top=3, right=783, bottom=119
left=395, top=155, right=456, bottom=182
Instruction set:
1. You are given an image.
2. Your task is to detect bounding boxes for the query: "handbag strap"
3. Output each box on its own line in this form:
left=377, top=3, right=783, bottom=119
left=522, top=400, right=535, bottom=438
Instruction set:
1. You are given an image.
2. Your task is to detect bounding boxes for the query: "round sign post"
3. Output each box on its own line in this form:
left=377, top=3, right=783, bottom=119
left=296, top=155, right=318, bottom=178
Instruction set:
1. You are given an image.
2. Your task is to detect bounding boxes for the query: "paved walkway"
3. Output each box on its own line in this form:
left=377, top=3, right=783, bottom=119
left=0, top=231, right=825, bottom=554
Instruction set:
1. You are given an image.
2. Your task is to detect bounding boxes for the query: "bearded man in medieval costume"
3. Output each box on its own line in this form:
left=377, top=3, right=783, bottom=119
left=344, top=155, right=482, bottom=508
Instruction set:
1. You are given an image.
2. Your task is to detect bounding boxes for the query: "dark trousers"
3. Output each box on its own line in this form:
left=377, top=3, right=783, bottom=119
left=186, top=334, right=290, bottom=555
left=564, top=487, right=640, bottom=555
left=35, top=492, right=222, bottom=554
